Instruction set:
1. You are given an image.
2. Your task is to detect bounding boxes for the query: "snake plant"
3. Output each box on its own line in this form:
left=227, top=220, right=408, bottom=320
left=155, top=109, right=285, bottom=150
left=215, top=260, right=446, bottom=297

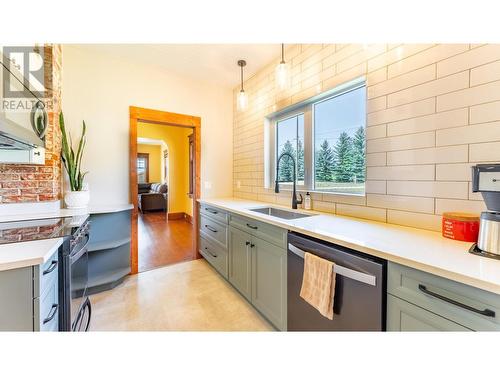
left=59, top=112, right=88, bottom=191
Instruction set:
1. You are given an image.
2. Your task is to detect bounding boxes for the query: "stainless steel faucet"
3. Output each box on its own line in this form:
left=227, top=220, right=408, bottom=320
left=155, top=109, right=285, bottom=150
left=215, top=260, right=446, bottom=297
left=275, top=152, right=303, bottom=209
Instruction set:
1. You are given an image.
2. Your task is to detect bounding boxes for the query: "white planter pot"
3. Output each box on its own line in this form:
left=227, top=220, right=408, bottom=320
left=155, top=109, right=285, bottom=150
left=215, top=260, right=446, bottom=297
left=64, top=190, right=90, bottom=209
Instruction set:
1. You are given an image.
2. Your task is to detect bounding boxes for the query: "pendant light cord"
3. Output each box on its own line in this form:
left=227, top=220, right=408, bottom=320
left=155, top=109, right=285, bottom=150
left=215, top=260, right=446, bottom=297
left=240, top=64, right=244, bottom=91
left=281, top=43, right=285, bottom=63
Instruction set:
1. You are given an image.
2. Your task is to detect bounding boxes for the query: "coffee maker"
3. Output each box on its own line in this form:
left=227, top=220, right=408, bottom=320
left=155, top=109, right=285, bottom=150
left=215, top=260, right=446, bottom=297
left=471, top=164, right=500, bottom=258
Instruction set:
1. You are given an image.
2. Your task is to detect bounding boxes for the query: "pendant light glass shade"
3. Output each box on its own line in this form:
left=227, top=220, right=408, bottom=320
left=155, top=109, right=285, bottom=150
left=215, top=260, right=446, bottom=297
left=275, top=44, right=290, bottom=90
left=237, top=89, right=248, bottom=111
left=237, top=60, right=248, bottom=111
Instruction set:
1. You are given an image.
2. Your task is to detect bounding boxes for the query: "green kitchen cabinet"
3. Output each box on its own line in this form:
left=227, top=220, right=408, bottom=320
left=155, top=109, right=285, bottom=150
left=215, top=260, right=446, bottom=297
left=387, top=294, right=471, bottom=331
left=251, top=236, right=287, bottom=331
left=228, top=226, right=252, bottom=300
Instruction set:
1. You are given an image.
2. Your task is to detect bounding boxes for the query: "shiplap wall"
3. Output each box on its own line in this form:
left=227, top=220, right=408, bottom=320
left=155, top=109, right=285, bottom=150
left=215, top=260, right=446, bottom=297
left=233, top=44, right=500, bottom=231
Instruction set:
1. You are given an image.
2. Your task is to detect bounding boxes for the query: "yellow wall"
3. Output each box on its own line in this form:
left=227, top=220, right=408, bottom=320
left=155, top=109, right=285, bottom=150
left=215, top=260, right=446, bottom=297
left=137, top=144, right=162, bottom=183
left=138, top=122, right=193, bottom=216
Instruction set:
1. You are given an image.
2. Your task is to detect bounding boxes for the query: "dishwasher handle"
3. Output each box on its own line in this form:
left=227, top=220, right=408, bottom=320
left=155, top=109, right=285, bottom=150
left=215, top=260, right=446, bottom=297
left=288, top=243, right=377, bottom=286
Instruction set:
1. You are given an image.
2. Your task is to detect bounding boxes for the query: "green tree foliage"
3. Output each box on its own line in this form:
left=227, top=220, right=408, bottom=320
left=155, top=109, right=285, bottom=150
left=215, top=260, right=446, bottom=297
left=297, top=139, right=304, bottom=181
left=351, top=126, right=366, bottom=183
left=315, top=139, right=335, bottom=181
left=332, top=131, right=354, bottom=183
left=278, top=140, right=296, bottom=182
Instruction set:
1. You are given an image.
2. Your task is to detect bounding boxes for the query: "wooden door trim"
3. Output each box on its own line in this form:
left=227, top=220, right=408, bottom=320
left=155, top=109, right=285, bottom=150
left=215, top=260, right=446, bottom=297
left=129, top=106, right=201, bottom=274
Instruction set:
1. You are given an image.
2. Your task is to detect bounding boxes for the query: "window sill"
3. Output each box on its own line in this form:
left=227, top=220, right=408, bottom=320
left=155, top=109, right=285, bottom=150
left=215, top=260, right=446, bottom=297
left=273, top=187, right=365, bottom=197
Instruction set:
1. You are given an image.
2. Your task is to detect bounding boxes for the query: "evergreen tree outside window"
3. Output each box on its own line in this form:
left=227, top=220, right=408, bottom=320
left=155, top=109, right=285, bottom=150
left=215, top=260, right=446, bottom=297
left=276, top=114, right=304, bottom=186
left=270, top=78, right=366, bottom=195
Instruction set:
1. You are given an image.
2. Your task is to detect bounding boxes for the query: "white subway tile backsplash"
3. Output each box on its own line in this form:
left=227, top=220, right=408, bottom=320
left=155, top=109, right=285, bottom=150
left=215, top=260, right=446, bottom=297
left=367, top=96, right=387, bottom=113
left=387, top=71, right=469, bottom=107
left=437, top=80, right=500, bottom=112
left=436, top=163, right=475, bottom=181
left=234, top=44, right=500, bottom=233
left=367, top=131, right=435, bottom=153
left=469, top=142, right=500, bottom=162
left=470, top=101, right=500, bottom=124
left=387, top=145, right=468, bottom=165
left=366, top=124, right=387, bottom=140
left=387, top=108, right=468, bottom=136
left=367, top=194, right=434, bottom=214
left=387, top=210, right=442, bottom=232
left=470, top=60, right=500, bottom=86
left=387, top=181, right=469, bottom=199
left=336, top=204, right=387, bottom=222
left=435, top=198, right=486, bottom=215
left=367, top=165, right=435, bottom=180
left=388, top=44, right=468, bottom=78
left=437, top=44, right=500, bottom=78
left=366, top=180, right=387, bottom=194
left=367, top=98, right=435, bottom=126
left=366, top=152, right=387, bottom=167
left=436, top=121, right=500, bottom=146
left=367, top=65, right=436, bottom=99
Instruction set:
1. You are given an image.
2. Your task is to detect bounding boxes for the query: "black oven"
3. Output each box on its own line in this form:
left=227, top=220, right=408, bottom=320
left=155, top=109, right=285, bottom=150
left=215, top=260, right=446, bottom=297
left=59, top=219, right=92, bottom=331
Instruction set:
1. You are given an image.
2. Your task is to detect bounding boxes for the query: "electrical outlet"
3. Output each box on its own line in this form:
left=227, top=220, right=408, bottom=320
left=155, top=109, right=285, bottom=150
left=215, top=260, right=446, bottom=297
left=204, top=181, right=212, bottom=190
left=236, top=180, right=241, bottom=189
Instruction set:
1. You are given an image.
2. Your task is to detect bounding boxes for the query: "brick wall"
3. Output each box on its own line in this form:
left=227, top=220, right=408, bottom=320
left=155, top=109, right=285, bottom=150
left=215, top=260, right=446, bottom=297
left=0, top=45, right=62, bottom=203
left=233, top=44, right=500, bottom=232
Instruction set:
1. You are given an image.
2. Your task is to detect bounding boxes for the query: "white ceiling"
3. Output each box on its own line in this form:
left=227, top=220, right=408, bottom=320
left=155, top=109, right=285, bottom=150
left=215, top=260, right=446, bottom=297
left=73, top=44, right=281, bottom=88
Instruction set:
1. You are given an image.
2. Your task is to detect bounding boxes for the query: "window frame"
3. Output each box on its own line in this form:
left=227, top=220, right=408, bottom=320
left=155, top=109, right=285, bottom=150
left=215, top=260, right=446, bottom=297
left=267, top=77, right=366, bottom=196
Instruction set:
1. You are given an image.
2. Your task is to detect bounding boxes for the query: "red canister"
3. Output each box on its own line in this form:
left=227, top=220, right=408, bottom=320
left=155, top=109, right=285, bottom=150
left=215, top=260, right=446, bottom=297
left=442, top=212, right=480, bottom=242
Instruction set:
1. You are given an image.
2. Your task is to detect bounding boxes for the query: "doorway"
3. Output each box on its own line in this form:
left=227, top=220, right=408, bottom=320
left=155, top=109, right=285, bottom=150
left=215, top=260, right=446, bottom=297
left=129, top=107, right=201, bottom=274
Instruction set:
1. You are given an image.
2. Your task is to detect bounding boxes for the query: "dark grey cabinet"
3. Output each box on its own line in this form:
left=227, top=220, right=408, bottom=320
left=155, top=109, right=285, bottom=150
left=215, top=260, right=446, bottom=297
left=228, top=226, right=252, bottom=300
left=0, top=250, right=60, bottom=331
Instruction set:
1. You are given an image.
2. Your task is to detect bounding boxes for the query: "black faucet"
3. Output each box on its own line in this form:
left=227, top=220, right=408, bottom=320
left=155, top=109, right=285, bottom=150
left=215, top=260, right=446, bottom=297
left=275, top=152, right=303, bottom=209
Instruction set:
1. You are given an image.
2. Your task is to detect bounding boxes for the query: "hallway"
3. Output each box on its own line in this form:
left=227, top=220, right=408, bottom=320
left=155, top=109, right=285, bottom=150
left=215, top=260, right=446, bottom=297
left=138, top=211, right=195, bottom=272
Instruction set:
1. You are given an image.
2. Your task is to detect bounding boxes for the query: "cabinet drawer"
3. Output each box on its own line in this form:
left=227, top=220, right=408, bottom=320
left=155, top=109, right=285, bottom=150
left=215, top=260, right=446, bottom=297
left=33, top=250, right=59, bottom=298
left=200, top=214, right=228, bottom=249
left=229, top=214, right=287, bottom=248
left=200, top=204, right=229, bottom=225
left=34, top=275, right=59, bottom=332
left=388, top=262, right=500, bottom=331
left=387, top=295, right=471, bottom=331
left=199, top=234, right=228, bottom=278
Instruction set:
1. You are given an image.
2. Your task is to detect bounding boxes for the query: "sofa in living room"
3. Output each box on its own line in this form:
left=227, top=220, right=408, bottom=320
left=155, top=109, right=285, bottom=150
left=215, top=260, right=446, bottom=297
left=138, top=183, right=168, bottom=213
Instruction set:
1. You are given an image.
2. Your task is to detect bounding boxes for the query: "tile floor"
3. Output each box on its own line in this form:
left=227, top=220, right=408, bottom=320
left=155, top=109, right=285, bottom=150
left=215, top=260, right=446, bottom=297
left=90, top=259, right=273, bottom=331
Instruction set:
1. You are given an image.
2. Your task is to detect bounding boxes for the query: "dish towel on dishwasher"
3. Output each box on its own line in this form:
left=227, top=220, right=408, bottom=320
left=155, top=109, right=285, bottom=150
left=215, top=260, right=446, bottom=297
left=299, top=252, right=336, bottom=320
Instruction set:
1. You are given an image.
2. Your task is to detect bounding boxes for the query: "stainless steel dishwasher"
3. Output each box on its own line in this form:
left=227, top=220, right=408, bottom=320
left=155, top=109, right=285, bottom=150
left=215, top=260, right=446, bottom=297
left=287, top=232, right=386, bottom=331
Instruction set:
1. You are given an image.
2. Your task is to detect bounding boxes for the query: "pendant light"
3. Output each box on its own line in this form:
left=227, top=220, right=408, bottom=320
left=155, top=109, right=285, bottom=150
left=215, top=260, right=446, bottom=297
left=275, top=43, right=290, bottom=90
left=237, top=60, right=248, bottom=111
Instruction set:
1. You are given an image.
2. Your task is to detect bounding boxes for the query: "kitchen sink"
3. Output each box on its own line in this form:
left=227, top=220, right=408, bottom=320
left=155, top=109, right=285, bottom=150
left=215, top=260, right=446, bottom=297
left=249, top=207, right=314, bottom=220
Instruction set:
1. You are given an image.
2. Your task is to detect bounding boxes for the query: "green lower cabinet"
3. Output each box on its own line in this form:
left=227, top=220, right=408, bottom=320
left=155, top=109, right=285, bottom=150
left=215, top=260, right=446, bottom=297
left=387, top=294, right=471, bottom=331
left=227, top=220, right=287, bottom=331
left=228, top=226, right=252, bottom=300
left=251, top=236, right=287, bottom=331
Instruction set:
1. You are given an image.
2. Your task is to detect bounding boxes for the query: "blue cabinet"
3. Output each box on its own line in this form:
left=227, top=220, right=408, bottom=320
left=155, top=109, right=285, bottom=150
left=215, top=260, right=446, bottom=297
left=387, top=262, right=500, bottom=331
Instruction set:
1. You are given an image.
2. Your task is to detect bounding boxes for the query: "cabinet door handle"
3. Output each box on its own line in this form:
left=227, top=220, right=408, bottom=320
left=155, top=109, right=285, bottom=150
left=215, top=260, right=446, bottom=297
left=43, top=260, right=58, bottom=275
left=245, top=241, right=251, bottom=246
left=250, top=243, right=255, bottom=248
left=246, top=223, right=258, bottom=230
left=205, top=208, right=218, bottom=215
left=43, top=303, right=59, bottom=324
left=205, top=225, right=218, bottom=233
left=204, top=247, right=217, bottom=258
left=418, top=284, right=495, bottom=318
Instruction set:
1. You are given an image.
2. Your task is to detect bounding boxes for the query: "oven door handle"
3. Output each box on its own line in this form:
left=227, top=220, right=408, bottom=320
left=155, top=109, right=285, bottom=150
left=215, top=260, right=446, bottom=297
left=288, top=243, right=377, bottom=286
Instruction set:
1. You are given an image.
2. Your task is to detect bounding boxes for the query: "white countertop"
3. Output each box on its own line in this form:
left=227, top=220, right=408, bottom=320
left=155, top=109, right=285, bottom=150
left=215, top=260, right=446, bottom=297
left=199, top=198, right=500, bottom=295
left=0, top=203, right=134, bottom=223
left=0, top=238, right=63, bottom=271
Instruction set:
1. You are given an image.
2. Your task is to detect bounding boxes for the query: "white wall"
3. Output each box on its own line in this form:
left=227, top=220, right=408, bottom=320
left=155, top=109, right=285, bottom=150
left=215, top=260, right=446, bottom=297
left=62, top=45, right=233, bottom=206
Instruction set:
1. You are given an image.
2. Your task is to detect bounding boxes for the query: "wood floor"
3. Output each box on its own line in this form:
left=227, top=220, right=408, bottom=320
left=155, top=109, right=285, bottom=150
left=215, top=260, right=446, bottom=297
left=90, top=259, right=273, bottom=331
left=138, top=211, right=195, bottom=272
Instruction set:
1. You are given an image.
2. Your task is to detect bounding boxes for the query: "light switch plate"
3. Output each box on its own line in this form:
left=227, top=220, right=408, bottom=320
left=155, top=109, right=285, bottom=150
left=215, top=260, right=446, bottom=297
left=204, top=181, right=212, bottom=189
